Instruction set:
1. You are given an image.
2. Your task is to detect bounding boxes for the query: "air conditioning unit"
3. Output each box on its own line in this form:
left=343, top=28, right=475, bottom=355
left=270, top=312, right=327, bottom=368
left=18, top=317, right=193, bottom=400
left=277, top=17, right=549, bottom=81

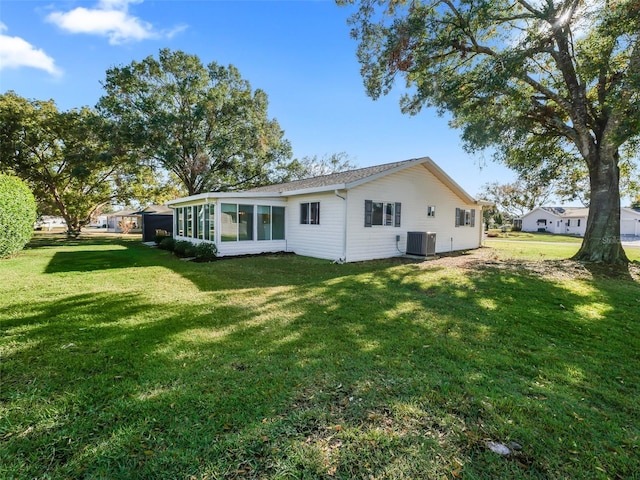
left=406, top=232, right=436, bottom=256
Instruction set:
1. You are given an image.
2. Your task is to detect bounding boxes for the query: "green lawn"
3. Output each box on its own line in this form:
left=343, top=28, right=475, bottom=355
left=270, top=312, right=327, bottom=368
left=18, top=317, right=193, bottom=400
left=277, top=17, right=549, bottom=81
left=1, top=234, right=639, bottom=479
left=486, top=231, right=583, bottom=243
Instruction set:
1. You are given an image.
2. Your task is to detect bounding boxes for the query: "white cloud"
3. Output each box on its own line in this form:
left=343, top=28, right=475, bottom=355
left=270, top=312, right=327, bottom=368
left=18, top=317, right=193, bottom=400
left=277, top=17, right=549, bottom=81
left=45, top=0, right=177, bottom=45
left=0, top=23, right=62, bottom=76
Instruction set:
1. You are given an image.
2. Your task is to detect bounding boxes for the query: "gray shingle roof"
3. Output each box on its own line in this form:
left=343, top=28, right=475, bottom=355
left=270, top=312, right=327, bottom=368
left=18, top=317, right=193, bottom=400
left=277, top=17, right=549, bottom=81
left=541, top=206, right=589, bottom=217
left=246, top=158, right=424, bottom=193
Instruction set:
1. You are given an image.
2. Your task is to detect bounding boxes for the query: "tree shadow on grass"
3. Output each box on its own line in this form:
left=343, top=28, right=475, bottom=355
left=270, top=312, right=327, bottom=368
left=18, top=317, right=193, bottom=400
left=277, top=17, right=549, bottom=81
left=3, top=239, right=639, bottom=479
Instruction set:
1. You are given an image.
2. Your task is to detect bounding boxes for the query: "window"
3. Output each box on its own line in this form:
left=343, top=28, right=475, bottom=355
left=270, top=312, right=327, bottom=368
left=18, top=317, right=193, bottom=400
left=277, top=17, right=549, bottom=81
left=221, top=203, right=238, bottom=242
left=197, top=205, right=205, bottom=240
left=272, top=206, right=285, bottom=240
left=455, top=207, right=475, bottom=227
left=258, top=205, right=271, bottom=240
left=204, top=204, right=214, bottom=241
left=567, top=219, right=571, bottom=226
left=427, top=205, right=436, bottom=217
left=364, top=200, right=401, bottom=227
left=221, top=203, right=285, bottom=242
left=186, top=206, right=193, bottom=237
left=176, top=207, right=184, bottom=236
left=257, top=205, right=285, bottom=241
left=239, top=204, right=254, bottom=241
left=300, top=202, right=320, bottom=225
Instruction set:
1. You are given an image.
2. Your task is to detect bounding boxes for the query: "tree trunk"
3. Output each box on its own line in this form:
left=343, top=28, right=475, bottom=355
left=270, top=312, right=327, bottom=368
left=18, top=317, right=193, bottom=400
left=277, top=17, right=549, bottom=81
left=572, top=149, right=628, bottom=264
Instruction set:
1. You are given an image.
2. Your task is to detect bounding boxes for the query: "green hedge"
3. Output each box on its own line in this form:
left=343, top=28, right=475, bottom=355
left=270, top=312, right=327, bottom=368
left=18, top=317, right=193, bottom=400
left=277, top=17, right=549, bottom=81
left=0, top=175, right=37, bottom=258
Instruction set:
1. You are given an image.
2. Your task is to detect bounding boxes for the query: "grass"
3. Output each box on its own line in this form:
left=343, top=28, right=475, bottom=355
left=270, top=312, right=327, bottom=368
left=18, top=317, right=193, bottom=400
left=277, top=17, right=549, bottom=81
left=1, top=233, right=639, bottom=479
left=486, top=231, right=583, bottom=243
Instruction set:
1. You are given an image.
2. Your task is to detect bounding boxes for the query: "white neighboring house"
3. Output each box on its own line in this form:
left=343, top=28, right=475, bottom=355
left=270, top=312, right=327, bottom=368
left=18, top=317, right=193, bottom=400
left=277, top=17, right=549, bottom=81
left=521, top=206, right=640, bottom=237
left=34, top=216, right=67, bottom=230
left=166, top=157, right=488, bottom=263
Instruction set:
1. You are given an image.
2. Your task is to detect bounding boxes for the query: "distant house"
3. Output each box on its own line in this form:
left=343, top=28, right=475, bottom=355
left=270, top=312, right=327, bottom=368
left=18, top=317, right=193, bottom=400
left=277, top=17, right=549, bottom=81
left=106, top=209, right=142, bottom=234
left=521, top=206, right=640, bottom=237
left=139, top=204, right=173, bottom=242
left=166, top=156, right=488, bottom=263
left=34, top=216, right=66, bottom=230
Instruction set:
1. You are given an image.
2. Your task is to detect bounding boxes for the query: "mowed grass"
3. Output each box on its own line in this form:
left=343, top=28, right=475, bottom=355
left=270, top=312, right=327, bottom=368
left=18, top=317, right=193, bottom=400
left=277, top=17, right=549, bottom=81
left=1, top=234, right=639, bottom=479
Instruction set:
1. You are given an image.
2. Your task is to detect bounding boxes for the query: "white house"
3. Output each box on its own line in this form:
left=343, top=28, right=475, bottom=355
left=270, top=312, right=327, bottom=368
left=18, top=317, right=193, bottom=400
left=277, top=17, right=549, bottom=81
left=166, top=157, right=488, bottom=263
left=521, top=206, right=640, bottom=237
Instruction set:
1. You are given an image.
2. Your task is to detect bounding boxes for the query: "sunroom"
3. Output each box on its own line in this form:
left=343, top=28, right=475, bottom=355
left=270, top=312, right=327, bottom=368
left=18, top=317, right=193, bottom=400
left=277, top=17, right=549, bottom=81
left=167, top=193, right=288, bottom=258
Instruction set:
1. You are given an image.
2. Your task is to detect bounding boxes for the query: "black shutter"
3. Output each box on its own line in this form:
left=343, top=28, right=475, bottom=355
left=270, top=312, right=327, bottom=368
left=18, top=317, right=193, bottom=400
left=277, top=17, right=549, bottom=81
left=455, top=208, right=460, bottom=227
left=470, top=209, right=476, bottom=227
left=364, top=200, right=372, bottom=227
left=394, top=202, right=401, bottom=227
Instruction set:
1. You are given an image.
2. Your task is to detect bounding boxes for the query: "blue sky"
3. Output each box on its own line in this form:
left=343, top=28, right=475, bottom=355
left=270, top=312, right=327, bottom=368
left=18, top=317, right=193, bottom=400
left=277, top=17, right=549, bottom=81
left=0, top=0, right=516, bottom=197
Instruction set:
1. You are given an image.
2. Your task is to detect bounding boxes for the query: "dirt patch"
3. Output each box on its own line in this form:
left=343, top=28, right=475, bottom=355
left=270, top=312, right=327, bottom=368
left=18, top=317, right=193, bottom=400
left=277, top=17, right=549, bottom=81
left=416, top=247, right=640, bottom=282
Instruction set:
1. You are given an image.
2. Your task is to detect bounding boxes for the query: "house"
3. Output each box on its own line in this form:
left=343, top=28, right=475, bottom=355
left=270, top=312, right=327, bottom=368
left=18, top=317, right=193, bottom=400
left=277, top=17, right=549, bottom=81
left=521, top=206, right=640, bottom=237
left=34, top=216, right=66, bottom=230
left=521, top=207, right=589, bottom=236
left=106, top=209, right=142, bottom=234
left=139, top=204, right=173, bottom=242
left=166, top=156, right=488, bottom=263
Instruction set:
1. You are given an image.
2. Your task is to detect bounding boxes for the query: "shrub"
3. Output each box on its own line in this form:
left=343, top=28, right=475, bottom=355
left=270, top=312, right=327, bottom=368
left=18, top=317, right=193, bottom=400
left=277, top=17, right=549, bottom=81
left=158, top=237, right=176, bottom=251
left=154, top=233, right=170, bottom=245
left=184, top=242, right=198, bottom=258
left=0, top=175, right=37, bottom=259
left=174, top=240, right=196, bottom=257
left=195, top=242, right=218, bottom=261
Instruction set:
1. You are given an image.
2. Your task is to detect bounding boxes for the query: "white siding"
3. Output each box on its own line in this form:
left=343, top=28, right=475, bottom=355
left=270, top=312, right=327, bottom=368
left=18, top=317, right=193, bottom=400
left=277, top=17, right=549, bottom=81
left=621, top=208, right=640, bottom=236
left=345, top=164, right=481, bottom=262
left=521, top=209, right=561, bottom=233
left=284, top=192, right=345, bottom=261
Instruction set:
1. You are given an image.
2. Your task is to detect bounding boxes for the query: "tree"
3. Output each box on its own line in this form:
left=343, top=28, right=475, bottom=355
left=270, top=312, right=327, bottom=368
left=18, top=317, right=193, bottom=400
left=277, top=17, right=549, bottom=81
left=342, top=0, right=640, bottom=263
left=288, top=152, right=359, bottom=180
left=0, top=92, right=144, bottom=236
left=98, top=48, right=294, bottom=196
left=478, top=179, right=554, bottom=220
left=0, top=174, right=37, bottom=258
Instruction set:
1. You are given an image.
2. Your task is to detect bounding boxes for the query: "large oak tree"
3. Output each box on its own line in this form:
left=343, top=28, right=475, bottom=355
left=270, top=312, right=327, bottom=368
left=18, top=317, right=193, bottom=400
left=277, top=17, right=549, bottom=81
left=0, top=92, right=145, bottom=236
left=342, top=0, right=640, bottom=263
left=98, top=49, right=294, bottom=196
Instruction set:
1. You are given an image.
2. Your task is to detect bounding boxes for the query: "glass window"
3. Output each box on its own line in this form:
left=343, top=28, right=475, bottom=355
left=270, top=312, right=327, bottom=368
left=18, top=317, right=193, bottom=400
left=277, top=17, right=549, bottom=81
left=205, top=204, right=216, bottom=242
left=197, top=205, right=205, bottom=240
left=176, top=207, right=184, bottom=236
left=384, top=203, right=394, bottom=226
left=273, top=206, right=285, bottom=240
left=258, top=205, right=271, bottom=241
left=300, top=202, right=320, bottom=225
left=310, top=202, right=320, bottom=225
left=186, top=206, right=193, bottom=237
left=221, top=203, right=238, bottom=242
left=371, top=202, right=395, bottom=226
left=372, top=202, right=383, bottom=225
left=427, top=205, right=436, bottom=217
left=239, top=204, right=254, bottom=241
left=204, top=204, right=210, bottom=240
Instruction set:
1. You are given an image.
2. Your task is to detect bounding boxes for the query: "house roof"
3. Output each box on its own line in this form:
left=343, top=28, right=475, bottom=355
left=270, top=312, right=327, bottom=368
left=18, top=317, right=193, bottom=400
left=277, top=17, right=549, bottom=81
left=140, top=204, right=172, bottom=215
left=246, top=158, right=426, bottom=194
left=167, top=156, right=482, bottom=207
left=523, top=206, right=589, bottom=219
left=541, top=206, right=589, bottom=217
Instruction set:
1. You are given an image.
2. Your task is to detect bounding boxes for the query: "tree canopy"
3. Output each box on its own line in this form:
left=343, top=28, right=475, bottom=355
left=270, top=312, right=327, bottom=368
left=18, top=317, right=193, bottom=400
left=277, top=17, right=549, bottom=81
left=0, top=92, right=145, bottom=236
left=478, top=179, right=554, bottom=219
left=288, top=152, right=359, bottom=180
left=342, top=0, right=640, bottom=263
left=98, top=49, right=294, bottom=196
